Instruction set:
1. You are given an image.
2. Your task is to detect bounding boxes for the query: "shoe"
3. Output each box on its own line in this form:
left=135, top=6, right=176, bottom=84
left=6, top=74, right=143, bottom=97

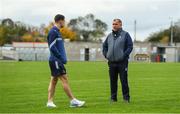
left=70, top=98, right=85, bottom=108
left=110, top=99, right=117, bottom=103
left=47, top=102, right=57, bottom=108
left=123, top=99, right=130, bottom=103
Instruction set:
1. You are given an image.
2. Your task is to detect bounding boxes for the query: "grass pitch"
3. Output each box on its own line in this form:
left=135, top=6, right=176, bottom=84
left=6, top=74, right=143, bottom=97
left=0, top=61, right=180, bottom=113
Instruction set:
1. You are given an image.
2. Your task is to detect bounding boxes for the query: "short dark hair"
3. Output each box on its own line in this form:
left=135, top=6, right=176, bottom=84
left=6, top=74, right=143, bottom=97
left=113, top=19, right=122, bottom=23
left=54, top=14, right=65, bottom=22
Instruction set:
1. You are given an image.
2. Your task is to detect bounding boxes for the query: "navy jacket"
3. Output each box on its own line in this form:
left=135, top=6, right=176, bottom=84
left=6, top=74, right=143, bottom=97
left=103, top=29, right=133, bottom=62
left=47, top=26, right=67, bottom=64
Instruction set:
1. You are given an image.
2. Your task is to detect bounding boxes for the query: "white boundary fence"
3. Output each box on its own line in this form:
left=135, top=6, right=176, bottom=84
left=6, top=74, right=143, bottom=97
left=1, top=42, right=106, bottom=61
left=1, top=42, right=180, bottom=62
left=0, top=47, right=2, bottom=59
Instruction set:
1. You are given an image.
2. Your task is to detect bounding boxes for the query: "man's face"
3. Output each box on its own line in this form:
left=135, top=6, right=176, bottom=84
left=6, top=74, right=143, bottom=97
left=57, top=20, right=65, bottom=28
left=112, top=20, right=122, bottom=31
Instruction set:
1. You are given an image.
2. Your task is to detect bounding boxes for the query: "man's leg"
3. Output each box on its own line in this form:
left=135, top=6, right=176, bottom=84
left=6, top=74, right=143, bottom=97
left=118, top=60, right=130, bottom=102
left=59, top=75, right=74, bottom=100
left=108, top=63, right=119, bottom=101
left=47, top=76, right=58, bottom=107
left=59, top=74, right=85, bottom=107
left=48, top=77, right=58, bottom=102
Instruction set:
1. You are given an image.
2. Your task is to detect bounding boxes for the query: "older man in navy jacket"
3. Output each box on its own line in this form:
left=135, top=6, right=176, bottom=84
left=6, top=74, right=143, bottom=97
left=103, top=19, right=133, bottom=103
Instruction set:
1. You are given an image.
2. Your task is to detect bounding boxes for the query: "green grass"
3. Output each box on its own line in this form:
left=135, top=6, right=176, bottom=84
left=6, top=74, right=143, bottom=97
left=0, top=61, right=180, bottom=113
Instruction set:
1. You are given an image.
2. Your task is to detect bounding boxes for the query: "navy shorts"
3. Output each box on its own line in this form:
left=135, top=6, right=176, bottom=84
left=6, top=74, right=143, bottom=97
left=49, top=61, right=67, bottom=77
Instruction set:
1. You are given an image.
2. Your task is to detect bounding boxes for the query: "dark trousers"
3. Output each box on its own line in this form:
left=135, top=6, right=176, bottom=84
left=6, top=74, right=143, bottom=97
left=108, top=60, right=130, bottom=101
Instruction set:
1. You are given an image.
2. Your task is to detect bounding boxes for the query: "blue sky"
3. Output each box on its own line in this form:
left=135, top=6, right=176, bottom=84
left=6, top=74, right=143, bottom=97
left=0, top=0, right=180, bottom=41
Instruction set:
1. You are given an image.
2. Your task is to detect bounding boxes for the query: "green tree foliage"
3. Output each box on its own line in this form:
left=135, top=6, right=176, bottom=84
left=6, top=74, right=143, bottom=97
left=68, top=14, right=108, bottom=42
left=44, top=22, right=76, bottom=41
left=0, top=18, right=46, bottom=46
left=0, top=18, right=28, bottom=45
left=146, top=20, right=180, bottom=43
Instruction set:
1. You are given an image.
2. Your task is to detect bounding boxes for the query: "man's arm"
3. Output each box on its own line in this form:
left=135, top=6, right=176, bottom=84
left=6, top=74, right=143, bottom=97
left=124, top=33, right=133, bottom=58
left=102, top=37, right=108, bottom=58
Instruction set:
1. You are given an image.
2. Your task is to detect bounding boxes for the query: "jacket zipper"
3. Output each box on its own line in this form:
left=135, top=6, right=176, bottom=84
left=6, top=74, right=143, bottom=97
left=113, top=38, right=115, bottom=61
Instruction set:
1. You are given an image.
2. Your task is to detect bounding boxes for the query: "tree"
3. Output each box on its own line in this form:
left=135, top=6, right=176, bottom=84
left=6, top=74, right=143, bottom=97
left=68, top=14, right=108, bottom=42
left=0, top=18, right=29, bottom=45
left=44, top=22, right=76, bottom=41
left=13, top=21, right=28, bottom=42
left=0, top=25, right=5, bottom=46
left=21, top=33, right=33, bottom=42
left=44, top=22, right=54, bottom=37
left=1, top=18, right=16, bottom=44
left=146, top=20, right=180, bottom=43
left=60, top=27, right=76, bottom=41
left=2, top=18, right=14, bottom=27
left=0, top=18, right=48, bottom=45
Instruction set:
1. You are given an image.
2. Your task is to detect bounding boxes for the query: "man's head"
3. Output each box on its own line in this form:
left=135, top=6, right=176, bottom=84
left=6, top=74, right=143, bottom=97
left=54, top=14, right=65, bottom=28
left=112, top=19, right=122, bottom=31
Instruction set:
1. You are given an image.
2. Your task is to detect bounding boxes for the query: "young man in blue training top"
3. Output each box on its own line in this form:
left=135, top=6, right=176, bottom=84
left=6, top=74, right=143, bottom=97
left=47, top=14, right=85, bottom=108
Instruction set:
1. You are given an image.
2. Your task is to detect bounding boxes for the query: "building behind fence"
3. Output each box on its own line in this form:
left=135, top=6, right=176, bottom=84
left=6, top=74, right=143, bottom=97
left=0, top=42, right=180, bottom=62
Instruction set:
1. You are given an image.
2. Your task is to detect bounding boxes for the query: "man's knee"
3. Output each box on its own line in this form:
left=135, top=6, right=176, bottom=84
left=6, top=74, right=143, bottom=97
left=51, top=77, right=58, bottom=84
left=59, top=75, right=69, bottom=86
left=59, top=74, right=68, bottom=80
